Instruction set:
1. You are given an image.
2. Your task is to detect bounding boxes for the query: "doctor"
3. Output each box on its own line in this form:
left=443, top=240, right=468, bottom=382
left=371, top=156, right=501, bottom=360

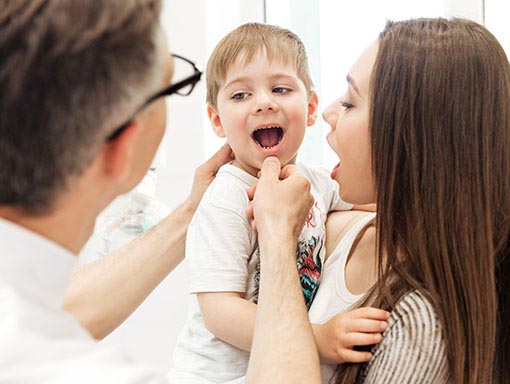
left=0, top=0, right=236, bottom=382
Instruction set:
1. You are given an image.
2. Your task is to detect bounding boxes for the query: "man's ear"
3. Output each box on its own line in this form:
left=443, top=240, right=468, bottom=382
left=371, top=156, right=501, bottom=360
left=100, top=122, right=140, bottom=183
left=307, top=91, right=319, bottom=126
left=207, top=104, right=226, bottom=138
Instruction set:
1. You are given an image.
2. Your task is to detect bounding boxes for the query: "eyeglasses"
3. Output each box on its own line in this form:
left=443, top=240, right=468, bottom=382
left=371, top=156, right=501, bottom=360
left=106, top=54, right=202, bottom=141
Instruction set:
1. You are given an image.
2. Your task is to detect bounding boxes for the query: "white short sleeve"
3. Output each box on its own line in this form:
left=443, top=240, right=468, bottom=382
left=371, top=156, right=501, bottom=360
left=186, top=171, right=256, bottom=294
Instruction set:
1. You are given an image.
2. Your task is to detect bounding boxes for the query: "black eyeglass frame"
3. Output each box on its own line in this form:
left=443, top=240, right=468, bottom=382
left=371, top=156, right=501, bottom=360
left=106, top=54, right=202, bottom=141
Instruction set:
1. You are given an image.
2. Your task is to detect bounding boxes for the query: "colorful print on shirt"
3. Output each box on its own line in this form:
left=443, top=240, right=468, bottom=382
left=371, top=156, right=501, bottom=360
left=296, top=235, right=323, bottom=308
left=249, top=234, right=324, bottom=309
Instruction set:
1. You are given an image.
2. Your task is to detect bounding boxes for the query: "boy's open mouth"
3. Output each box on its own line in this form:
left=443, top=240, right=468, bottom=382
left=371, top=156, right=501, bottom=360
left=252, top=126, right=284, bottom=149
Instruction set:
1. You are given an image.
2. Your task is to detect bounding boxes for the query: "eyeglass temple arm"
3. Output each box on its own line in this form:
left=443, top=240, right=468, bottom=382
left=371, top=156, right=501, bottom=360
left=144, top=71, right=202, bottom=106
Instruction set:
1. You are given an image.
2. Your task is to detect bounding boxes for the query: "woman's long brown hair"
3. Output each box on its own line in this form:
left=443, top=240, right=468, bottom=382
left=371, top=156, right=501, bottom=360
left=336, top=18, right=510, bottom=383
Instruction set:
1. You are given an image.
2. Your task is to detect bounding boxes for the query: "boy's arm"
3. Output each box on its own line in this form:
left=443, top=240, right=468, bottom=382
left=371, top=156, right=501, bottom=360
left=311, top=307, right=389, bottom=364
left=198, top=292, right=256, bottom=351
left=185, top=164, right=259, bottom=350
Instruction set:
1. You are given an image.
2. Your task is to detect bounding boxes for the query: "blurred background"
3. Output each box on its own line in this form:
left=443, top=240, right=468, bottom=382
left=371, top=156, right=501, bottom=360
left=78, top=0, right=510, bottom=373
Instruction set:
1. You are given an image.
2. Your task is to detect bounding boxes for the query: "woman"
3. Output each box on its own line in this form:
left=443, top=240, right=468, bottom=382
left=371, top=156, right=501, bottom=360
left=248, top=18, right=510, bottom=383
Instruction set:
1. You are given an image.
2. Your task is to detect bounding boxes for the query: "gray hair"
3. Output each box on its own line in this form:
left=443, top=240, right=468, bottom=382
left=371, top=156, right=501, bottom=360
left=0, top=0, right=164, bottom=213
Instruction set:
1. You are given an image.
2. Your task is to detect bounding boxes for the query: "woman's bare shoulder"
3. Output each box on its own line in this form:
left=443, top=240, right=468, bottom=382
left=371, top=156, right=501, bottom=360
left=325, top=210, right=375, bottom=257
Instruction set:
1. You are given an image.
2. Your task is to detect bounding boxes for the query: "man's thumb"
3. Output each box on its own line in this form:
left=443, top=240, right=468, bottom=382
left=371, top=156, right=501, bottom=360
left=259, top=156, right=281, bottom=182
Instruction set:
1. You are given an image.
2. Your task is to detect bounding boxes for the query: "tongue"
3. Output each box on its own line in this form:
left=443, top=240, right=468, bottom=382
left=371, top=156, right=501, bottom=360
left=254, top=128, right=280, bottom=148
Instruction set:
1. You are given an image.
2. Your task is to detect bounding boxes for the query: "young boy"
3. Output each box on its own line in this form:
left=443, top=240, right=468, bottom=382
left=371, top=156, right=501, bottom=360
left=168, top=23, right=377, bottom=383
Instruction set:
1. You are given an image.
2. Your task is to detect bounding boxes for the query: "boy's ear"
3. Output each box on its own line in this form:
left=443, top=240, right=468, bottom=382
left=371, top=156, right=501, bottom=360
left=207, top=104, right=226, bottom=138
left=307, top=91, right=319, bottom=126
left=100, top=122, right=140, bottom=183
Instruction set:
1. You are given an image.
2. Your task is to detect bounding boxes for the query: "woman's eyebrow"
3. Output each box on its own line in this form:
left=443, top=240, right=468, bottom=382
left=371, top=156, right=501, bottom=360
left=346, top=75, right=361, bottom=96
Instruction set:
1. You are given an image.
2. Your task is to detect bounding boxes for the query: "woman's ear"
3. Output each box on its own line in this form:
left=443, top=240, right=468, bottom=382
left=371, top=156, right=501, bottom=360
left=307, top=91, right=319, bottom=126
left=207, top=104, right=226, bottom=138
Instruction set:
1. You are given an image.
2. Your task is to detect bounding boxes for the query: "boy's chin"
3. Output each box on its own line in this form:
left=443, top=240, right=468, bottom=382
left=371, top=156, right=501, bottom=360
left=231, top=154, right=298, bottom=177
left=259, top=154, right=297, bottom=168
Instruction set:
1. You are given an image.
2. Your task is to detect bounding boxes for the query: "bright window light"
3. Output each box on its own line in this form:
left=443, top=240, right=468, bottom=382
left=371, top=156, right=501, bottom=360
left=266, top=0, right=447, bottom=169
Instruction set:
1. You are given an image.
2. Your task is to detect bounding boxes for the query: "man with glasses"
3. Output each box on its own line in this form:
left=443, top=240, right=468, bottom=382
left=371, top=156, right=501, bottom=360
left=0, top=1, right=232, bottom=382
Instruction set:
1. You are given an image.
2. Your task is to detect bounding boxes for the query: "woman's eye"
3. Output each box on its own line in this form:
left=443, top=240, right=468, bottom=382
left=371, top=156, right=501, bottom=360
left=273, top=87, right=290, bottom=94
left=340, top=101, right=353, bottom=110
left=232, top=92, right=249, bottom=100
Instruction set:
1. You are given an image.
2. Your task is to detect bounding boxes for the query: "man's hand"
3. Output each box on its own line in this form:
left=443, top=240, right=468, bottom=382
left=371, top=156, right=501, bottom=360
left=246, top=157, right=321, bottom=384
left=247, top=157, right=314, bottom=241
left=312, top=307, right=390, bottom=364
left=187, top=143, right=233, bottom=210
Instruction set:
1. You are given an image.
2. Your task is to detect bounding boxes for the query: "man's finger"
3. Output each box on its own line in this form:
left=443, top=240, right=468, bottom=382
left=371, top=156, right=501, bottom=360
left=247, top=185, right=256, bottom=200
left=258, top=156, right=281, bottom=183
left=205, top=143, right=233, bottom=170
left=246, top=203, right=254, bottom=220
left=279, top=164, right=297, bottom=180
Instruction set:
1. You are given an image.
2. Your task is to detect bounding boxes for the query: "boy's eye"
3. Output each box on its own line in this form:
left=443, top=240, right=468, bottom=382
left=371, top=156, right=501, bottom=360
left=232, top=92, right=249, bottom=100
left=273, top=87, right=290, bottom=94
left=340, top=101, right=353, bottom=110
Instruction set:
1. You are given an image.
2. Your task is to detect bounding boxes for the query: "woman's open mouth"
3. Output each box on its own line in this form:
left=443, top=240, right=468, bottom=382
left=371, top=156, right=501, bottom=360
left=252, top=126, right=284, bottom=149
left=331, top=162, right=340, bottom=179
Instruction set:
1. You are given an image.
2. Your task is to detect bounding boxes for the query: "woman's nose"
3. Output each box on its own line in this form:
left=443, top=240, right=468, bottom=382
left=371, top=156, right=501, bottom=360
left=323, top=101, right=337, bottom=129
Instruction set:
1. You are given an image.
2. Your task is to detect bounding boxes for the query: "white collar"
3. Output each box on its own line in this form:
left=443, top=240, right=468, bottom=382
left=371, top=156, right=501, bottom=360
left=0, top=218, right=77, bottom=306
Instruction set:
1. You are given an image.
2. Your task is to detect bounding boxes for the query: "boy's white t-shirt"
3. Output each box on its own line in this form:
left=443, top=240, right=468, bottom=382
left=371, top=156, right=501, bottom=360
left=168, top=162, right=352, bottom=384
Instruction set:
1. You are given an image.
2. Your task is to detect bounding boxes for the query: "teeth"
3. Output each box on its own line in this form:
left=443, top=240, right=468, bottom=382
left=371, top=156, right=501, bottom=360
left=254, top=125, right=281, bottom=131
left=252, top=126, right=284, bottom=149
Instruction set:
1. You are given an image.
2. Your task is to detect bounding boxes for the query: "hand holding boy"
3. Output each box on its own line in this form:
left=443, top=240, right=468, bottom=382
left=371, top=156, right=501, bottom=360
left=247, top=156, right=314, bottom=241
left=186, top=142, right=234, bottom=210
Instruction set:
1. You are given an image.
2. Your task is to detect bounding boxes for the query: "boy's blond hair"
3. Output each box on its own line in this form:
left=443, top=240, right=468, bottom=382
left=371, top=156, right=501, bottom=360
left=206, top=23, right=314, bottom=108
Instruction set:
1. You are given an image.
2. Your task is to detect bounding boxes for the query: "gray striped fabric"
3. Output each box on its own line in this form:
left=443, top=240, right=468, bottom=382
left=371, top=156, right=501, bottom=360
left=358, top=291, right=451, bottom=383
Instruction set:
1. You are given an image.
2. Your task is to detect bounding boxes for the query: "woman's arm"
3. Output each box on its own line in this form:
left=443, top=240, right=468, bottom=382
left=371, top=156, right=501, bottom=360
left=360, top=291, right=450, bottom=383
left=246, top=157, right=321, bottom=384
left=63, top=144, right=233, bottom=339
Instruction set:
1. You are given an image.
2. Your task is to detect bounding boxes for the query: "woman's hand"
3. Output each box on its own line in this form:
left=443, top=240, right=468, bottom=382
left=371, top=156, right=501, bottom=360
left=312, top=307, right=390, bottom=364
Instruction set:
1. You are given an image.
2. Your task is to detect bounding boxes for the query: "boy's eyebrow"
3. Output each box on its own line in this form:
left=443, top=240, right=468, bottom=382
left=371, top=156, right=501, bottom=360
left=223, top=76, right=251, bottom=90
left=223, top=73, right=300, bottom=90
left=346, top=75, right=361, bottom=96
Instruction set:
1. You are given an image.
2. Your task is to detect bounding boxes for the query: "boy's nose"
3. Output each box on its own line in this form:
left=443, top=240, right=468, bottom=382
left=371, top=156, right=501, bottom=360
left=253, top=92, right=279, bottom=114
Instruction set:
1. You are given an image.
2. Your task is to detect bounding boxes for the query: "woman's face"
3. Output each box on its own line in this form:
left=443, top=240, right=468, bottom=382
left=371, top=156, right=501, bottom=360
left=323, top=41, right=378, bottom=205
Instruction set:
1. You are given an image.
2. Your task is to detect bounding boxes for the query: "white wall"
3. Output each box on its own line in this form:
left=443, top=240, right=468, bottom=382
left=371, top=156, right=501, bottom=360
left=93, top=0, right=264, bottom=373
left=267, top=0, right=448, bottom=172
left=485, top=0, right=510, bottom=59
